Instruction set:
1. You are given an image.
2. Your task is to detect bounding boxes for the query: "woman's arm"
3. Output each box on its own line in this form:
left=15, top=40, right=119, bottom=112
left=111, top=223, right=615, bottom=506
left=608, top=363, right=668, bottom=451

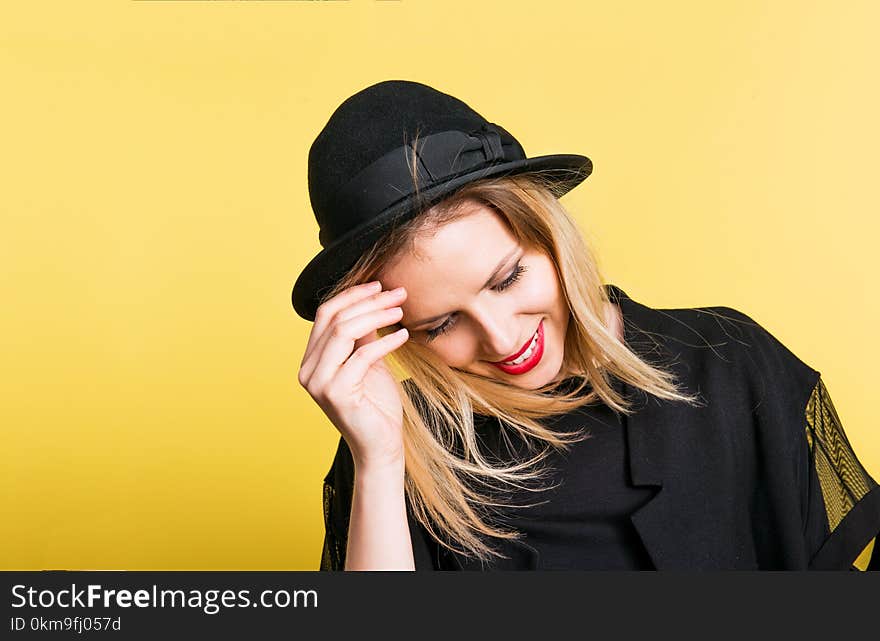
left=345, top=458, right=415, bottom=571
left=298, top=282, right=415, bottom=570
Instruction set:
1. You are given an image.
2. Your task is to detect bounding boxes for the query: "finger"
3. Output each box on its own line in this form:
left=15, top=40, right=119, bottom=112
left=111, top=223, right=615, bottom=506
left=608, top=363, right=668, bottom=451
left=351, top=288, right=407, bottom=350
left=302, top=286, right=407, bottom=377
left=353, top=326, right=379, bottom=354
left=333, top=327, right=409, bottom=392
left=352, top=316, right=401, bottom=353
left=302, top=281, right=381, bottom=365
left=306, top=306, right=404, bottom=394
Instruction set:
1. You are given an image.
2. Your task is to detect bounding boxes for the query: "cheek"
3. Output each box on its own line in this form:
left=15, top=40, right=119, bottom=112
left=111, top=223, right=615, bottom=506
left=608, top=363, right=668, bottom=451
left=520, top=270, right=559, bottom=310
left=430, top=337, right=476, bottom=368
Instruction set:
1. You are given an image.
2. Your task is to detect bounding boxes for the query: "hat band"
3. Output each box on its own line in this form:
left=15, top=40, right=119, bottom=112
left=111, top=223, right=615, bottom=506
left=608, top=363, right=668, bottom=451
left=318, top=125, right=525, bottom=247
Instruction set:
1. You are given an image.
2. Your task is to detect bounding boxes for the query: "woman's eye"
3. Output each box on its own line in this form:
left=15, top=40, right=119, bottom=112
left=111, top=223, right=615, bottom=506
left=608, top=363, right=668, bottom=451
left=424, top=263, right=527, bottom=342
left=492, top=262, right=528, bottom=292
left=426, top=315, right=457, bottom=341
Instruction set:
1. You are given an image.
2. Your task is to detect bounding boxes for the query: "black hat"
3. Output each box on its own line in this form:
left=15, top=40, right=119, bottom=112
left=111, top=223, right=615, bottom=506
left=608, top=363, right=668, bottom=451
left=291, top=79, right=593, bottom=321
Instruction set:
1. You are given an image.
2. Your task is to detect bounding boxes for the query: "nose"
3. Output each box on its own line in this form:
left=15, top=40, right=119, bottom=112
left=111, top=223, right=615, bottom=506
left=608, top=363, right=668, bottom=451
left=471, top=308, right=521, bottom=362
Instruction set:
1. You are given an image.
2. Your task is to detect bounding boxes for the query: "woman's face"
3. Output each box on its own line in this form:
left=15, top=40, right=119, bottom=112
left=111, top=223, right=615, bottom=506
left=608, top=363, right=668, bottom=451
left=378, top=201, right=571, bottom=389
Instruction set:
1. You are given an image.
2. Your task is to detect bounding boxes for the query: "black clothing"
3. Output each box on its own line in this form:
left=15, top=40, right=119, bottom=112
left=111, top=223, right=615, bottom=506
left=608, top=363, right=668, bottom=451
left=320, top=284, right=880, bottom=570
left=440, top=375, right=657, bottom=570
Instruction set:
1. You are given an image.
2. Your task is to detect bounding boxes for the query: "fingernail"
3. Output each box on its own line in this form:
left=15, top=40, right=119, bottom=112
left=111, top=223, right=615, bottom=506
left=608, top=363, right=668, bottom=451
left=367, top=281, right=382, bottom=291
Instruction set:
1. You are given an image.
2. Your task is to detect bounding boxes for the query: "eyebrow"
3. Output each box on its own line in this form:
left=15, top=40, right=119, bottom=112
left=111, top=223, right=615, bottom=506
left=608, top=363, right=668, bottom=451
left=405, top=246, right=521, bottom=330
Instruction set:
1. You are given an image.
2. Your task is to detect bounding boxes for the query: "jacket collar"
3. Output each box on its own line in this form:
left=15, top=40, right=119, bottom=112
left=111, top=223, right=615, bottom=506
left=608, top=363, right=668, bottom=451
left=606, top=283, right=702, bottom=569
left=605, top=283, right=672, bottom=487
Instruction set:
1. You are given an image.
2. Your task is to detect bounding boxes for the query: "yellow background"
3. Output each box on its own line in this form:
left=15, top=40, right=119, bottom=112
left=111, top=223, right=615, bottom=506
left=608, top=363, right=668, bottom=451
left=2, top=0, right=877, bottom=570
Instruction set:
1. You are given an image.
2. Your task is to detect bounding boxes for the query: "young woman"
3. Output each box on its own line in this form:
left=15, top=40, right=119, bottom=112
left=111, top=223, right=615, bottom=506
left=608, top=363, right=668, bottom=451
left=292, top=79, right=880, bottom=570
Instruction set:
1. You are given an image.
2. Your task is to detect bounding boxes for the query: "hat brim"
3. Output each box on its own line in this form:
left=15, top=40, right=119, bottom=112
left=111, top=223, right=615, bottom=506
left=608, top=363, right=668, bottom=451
left=291, top=153, right=592, bottom=321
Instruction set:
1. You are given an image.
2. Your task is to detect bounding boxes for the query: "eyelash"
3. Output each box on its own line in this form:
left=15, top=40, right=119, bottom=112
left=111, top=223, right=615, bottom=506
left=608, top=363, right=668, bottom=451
left=425, top=263, right=529, bottom=342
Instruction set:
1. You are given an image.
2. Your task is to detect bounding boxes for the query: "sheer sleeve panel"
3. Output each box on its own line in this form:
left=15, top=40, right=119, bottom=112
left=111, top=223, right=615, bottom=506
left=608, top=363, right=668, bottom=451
left=802, top=378, right=880, bottom=570
left=320, top=478, right=347, bottom=571
left=319, top=437, right=355, bottom=571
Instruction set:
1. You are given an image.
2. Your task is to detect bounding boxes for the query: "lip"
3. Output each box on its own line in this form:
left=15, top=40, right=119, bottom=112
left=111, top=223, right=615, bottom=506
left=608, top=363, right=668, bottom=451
left=489, top=320, right=545, bottom=375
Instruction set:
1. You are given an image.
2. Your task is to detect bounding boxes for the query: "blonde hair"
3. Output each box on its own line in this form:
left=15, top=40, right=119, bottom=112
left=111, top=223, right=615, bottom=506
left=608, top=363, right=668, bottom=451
left=322, top=167, right=702, bottom=562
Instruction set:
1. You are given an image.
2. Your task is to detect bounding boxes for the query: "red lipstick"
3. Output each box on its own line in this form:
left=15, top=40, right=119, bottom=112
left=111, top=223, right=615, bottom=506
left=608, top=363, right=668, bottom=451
left=490, top=320, right=545, bottom=375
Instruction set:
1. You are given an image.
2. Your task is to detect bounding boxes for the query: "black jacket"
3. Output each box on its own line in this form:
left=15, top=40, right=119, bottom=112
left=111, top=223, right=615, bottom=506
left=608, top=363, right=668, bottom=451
left=320, top=284, right=880, bottom=570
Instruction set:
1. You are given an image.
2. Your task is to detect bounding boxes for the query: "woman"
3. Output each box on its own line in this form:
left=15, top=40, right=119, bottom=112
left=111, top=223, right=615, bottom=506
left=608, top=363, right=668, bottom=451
left=292, top=80, right=880, bottom=570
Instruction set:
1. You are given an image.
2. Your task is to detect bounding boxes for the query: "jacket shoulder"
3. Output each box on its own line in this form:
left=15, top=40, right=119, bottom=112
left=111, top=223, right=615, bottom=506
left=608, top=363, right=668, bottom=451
left=692, top=304, right=819, bottom=396
left=624, top=299, right=820, bottom=412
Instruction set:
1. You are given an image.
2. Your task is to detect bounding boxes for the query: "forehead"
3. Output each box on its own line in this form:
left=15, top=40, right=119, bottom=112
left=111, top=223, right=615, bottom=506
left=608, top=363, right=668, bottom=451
left=379, top=205, right=518, bottom=301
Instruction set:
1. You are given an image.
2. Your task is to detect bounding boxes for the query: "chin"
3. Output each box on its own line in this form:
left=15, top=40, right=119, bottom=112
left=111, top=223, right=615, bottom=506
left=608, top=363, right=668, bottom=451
left=503, top=357, right=566, bottom=390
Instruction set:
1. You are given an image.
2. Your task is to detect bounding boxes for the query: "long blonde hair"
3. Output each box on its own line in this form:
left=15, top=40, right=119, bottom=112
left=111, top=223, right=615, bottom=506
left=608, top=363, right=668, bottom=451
left=323, top=169, right=702, bottom=562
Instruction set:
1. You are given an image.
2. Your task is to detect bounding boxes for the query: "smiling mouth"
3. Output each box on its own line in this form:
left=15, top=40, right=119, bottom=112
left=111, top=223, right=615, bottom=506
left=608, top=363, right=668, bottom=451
left=487, top=320, right=545, bottom=375
left=495, top=326, right=540, bottom=366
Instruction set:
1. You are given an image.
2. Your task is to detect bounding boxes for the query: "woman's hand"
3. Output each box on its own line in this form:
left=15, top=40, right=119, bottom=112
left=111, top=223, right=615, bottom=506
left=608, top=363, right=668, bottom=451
left=298, top=281, right=410, bottom=470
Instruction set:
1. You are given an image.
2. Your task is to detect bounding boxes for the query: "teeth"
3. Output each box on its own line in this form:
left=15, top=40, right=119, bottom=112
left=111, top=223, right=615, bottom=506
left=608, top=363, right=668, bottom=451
left=502, top=330, right=539, bottom=366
